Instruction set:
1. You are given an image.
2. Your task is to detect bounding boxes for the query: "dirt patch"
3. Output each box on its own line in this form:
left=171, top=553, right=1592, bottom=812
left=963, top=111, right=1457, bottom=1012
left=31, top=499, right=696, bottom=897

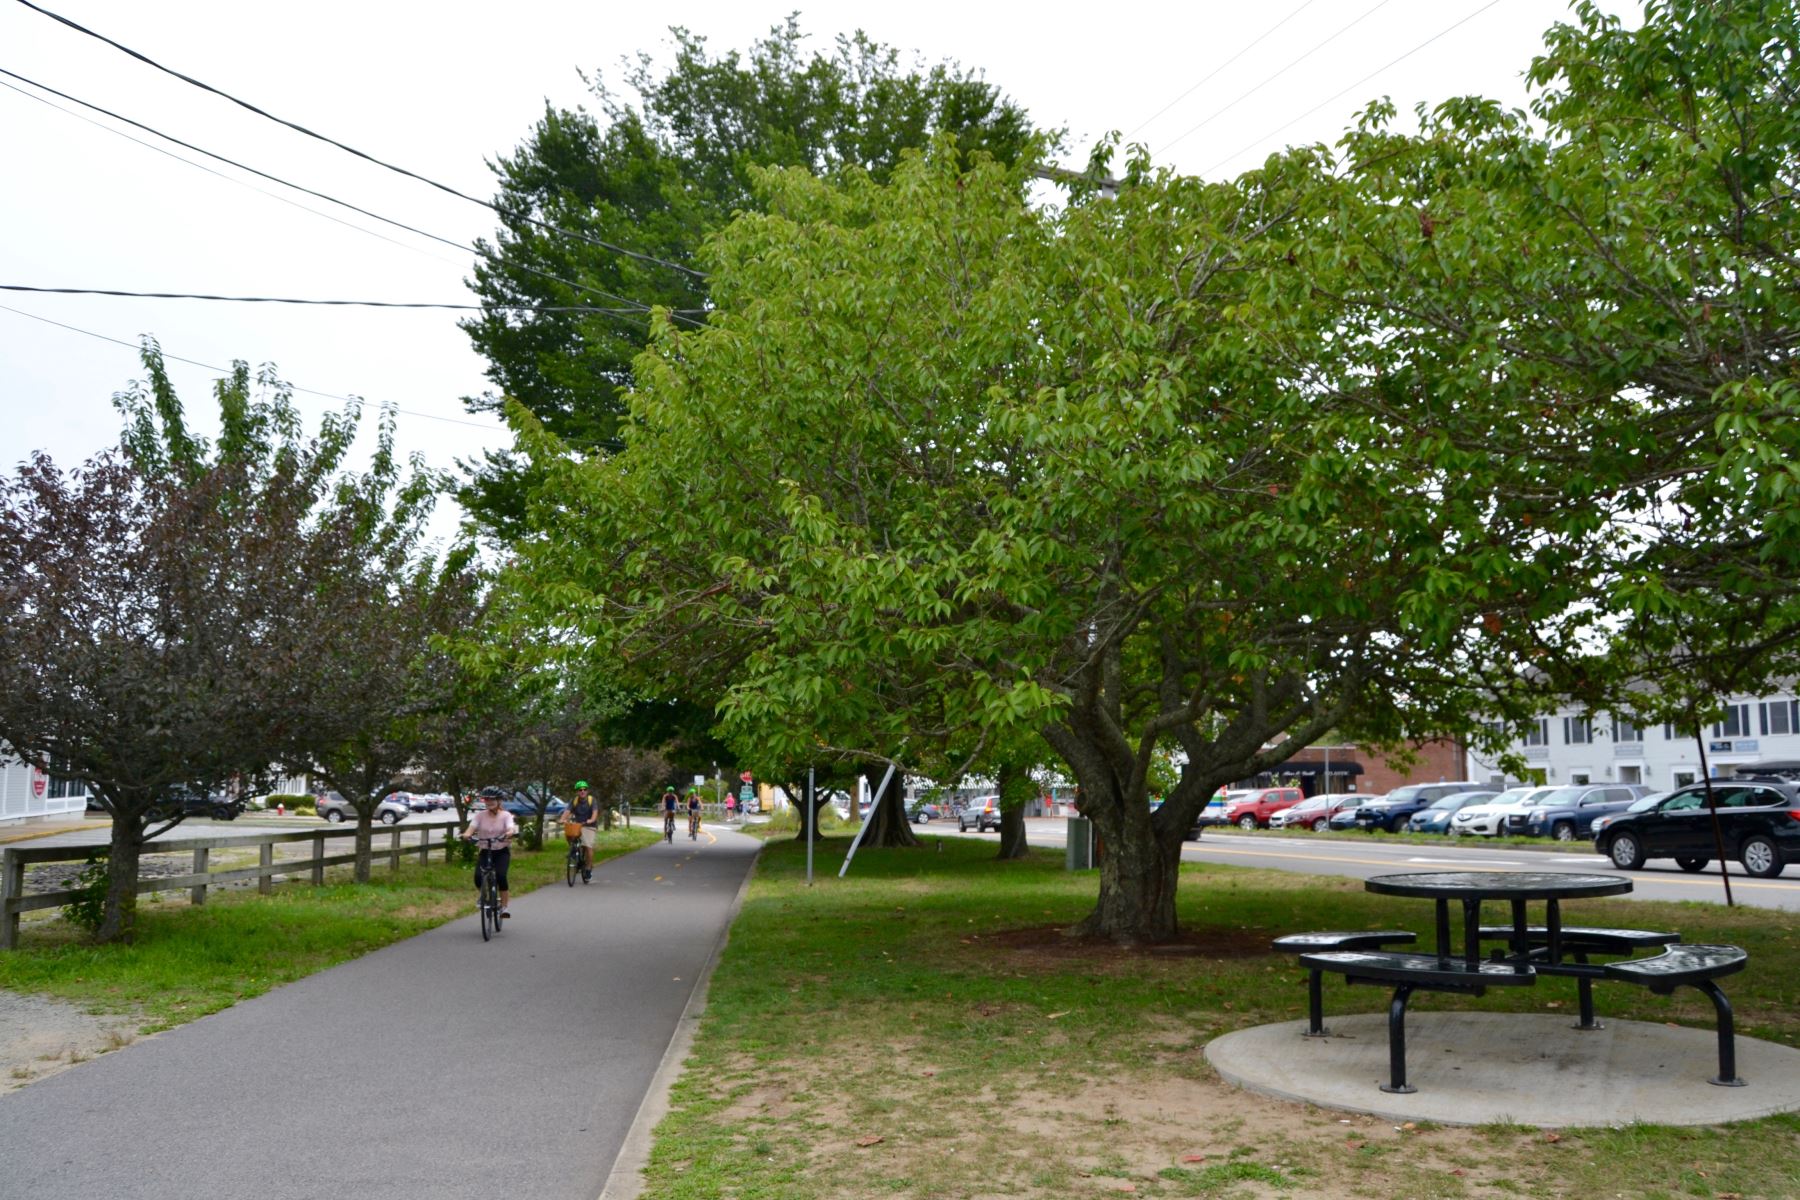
left=0, top=991, right=145, bottom=1094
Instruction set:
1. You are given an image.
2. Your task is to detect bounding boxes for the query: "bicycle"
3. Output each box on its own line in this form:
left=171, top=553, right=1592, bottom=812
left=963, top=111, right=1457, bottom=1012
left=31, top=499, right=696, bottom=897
left=688, top=808, right=700, bottom=840
left=565, top=833, right=584, bottom=886
left=470, top=836, right=507, bottom=941
left=663, top=810, right=675, bottom=843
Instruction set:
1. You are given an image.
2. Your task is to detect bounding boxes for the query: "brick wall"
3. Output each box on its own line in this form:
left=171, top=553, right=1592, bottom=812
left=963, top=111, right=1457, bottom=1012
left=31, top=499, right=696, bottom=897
left=1278, top=739, right=1467, bottom=795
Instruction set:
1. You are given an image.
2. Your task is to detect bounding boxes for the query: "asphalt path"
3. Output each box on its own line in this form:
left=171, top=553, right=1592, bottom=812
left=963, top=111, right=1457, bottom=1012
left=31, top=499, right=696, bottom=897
left=0, top=825, right=759, bottom=1200
left=933, top=818, right=1800, bottom=911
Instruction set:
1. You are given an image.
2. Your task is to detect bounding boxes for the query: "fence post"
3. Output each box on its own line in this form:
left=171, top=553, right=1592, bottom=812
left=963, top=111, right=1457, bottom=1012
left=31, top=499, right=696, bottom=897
left=259, top=842, right=274, bottom=895
left=312, top=835, right=325, bottom=886
left=418, top=824, right=431, bottom=866
left=389, top=828, right=401, bottom=874
left=1, top=848, right=22, bottom=950
left=190, top=847, right=209, bottom=905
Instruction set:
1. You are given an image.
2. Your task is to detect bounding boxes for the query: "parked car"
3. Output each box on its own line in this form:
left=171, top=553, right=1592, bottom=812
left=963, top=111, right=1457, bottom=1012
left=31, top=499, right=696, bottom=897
left=1326, top=794, right=1388, bottom=830
left=910, top=802, right=949, bottom=824
left=402, top=791, right=453, bottom=813
left=1406, top=790, right=1495, bottom=834
left=1191, top=790, right=1249, bottom=836
left=958, top=796, right=1000, bottom=832
left=500, top=790, right=567, bottom=821
left=146, top=787, right=245, bottom=822
left=1220, top=787, right=1305, bottom=831
left=1595, top=779, right=1800, bottom=876
left=1271, top=794, right=1367, bottom=831
left=316, top=791, right=411, bottom=825
left=1590, top=792, right=1669, bottom=840
left=1448, top=786, right=1558, bottom=837
left=1350, top=782, right=1487, bottom=833
left=1516, top=783, right=1656, bottom=840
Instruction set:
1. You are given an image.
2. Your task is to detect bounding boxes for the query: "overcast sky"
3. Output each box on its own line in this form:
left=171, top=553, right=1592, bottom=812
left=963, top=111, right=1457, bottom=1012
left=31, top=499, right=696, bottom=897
left=1, top=0, right=1635, bottom=541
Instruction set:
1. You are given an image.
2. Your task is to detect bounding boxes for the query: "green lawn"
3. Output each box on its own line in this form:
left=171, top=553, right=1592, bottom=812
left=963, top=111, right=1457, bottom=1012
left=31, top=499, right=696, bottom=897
left=0, top=825, right=657, bottom=1030
left=641, top=833, right=1800, bottom=1200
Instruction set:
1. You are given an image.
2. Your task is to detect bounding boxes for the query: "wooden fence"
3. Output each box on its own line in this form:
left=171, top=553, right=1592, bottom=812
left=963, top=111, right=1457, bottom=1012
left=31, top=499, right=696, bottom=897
left=1, top=817, right=462, bottom=950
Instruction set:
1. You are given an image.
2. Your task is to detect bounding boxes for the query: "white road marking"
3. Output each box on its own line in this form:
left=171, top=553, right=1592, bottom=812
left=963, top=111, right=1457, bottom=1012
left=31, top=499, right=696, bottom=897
left=1405, top=856, right=1522, bottom=866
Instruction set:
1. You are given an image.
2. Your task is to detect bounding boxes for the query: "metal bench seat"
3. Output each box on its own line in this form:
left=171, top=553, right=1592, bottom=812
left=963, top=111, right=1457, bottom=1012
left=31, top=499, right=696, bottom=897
left=1475, top=925, right=1680, bottom=955
left=1272, top=932, right=1417, bottom=1039
left=1298, top=951, right=1535, bottom=1094
left=1603, top=944, right=1748, bottom=1086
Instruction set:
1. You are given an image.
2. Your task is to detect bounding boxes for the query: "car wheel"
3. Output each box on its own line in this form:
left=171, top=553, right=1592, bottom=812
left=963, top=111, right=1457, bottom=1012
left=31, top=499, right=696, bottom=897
left=1388, top=816, right=1409, bottom=834
left=1552, top=821, right=1575, bottom=842
left=379, top=810, right=399, bottom=826
left=1310, top=818, right=1326, bottom=831
left=1741, top=836, right=1784, bottom=879
left=324, top=809, right=345, bottom=823
left=212, top=805, right=235, bottom=820
left=1607, top=831, right=1647, bottom=870
left=1237, top=814, right=1258, bottom=831
left=1675, top=856, right=1710, bottom=873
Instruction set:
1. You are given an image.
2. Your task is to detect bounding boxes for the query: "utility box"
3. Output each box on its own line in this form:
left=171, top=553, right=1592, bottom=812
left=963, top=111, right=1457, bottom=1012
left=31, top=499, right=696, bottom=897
left=1065, top=816, right=1095, bottom=870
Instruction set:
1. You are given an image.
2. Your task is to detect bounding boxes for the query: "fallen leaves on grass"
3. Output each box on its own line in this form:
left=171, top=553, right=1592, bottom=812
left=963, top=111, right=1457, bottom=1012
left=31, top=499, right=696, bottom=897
left=854, top=1135, right=884, bottom=1147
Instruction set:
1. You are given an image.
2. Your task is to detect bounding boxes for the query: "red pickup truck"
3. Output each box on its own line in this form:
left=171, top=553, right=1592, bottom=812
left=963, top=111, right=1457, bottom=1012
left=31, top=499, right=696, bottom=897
left=1220, top=787, right=1305, bottom=830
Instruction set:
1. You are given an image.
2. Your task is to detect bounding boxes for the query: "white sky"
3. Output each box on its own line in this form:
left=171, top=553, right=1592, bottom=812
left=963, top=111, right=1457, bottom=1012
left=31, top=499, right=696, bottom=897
left=0, top=0, right=1636, bottom=541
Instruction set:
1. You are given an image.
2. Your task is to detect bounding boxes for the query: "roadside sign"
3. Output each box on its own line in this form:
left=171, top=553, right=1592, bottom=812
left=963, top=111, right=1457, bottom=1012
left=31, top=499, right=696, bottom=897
left=31, top=774, right=45, bottom=798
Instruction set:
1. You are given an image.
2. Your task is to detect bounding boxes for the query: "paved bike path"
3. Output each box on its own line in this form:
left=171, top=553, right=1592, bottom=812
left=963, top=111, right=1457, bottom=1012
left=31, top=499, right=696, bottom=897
left=0, top=826, right=760, bottom=1200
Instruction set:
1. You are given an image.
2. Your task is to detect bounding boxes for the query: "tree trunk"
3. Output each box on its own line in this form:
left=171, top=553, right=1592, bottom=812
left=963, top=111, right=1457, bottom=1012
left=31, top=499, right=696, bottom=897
left=1072, top=815, right=1183, bottom=943
left=792, top=782, right=827, bottom=843
left=96, top=812, right=146, bottom=943
left=995, top=760, right=1032, bottom=860
left=858, top=766, right=920, bottom=848
left=354, top=811, right=373, bottom=883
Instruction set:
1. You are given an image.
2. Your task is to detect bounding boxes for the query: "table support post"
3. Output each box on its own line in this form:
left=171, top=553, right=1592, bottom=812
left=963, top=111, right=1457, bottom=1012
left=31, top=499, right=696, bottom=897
left=1462, top=899, right=1480, bottom=970
left=1575, top=973, right=1601, bottom=1030
left=1379, top=985, right=1418, bottom=1094
left=1697, top=981, right=1746, bottom=1086
left=1545, top=898, right=1563, bottom=962
left=1434, top=900, right=1451, bottom=962
left=1304, top=970, right=1329, bottom=1037
left=1510, top=898, right=1529, bottom=962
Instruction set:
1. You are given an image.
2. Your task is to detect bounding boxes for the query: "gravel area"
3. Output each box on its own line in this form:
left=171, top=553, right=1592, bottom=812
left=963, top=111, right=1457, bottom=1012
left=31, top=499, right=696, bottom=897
left=0, top=990, right=144, bottom=1095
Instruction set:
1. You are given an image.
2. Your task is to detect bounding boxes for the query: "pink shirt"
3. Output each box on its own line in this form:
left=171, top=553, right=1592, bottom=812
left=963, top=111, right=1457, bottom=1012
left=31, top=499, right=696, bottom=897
left=465, top=808, right=516, bottom=845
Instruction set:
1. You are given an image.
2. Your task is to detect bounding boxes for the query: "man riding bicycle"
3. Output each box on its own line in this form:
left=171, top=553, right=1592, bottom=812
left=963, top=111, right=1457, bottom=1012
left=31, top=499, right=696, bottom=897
left=464, top=787, right=517, bottom=919
left=567, top=782, right=598, bottom=882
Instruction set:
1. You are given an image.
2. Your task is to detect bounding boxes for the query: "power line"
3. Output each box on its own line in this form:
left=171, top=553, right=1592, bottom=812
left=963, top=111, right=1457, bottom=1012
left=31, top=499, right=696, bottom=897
left=0, top=75, right=462, bottom=268
left=1124, top=0, right=1321, bottom=141
left=0, top=283, right=658, bottom=313
left=13, top=0, right=706, bottom=282
left=1157, top=0, right=1396, bottom=156
left=1203, top=0, right=1506, bottom=175
left=0, top=299, right=503, bottom=434
left=0, top=65, right=701, bottom=330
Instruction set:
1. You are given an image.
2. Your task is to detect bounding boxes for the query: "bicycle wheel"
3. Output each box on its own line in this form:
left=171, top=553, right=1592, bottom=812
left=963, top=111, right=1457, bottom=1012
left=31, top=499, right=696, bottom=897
left=566, top=846, right=577, bottom=887
left=479, top=877, right=493, bottom=942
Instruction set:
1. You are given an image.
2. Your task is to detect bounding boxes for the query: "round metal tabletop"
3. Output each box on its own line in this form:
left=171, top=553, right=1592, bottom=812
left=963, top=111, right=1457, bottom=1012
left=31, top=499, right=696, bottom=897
left=1363, top=871, right=1633, bottom=900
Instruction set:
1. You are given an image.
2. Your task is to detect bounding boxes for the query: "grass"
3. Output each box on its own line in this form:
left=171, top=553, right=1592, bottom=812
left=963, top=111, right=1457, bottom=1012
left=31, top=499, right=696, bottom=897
left=0, top=826, right=657, bottom=1031
left=640, top=832, right=1800, bottom=1200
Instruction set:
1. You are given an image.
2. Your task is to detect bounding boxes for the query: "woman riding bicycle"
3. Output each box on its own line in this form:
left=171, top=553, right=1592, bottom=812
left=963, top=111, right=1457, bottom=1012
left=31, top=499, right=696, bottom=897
left=464, top=787, right=517, bottom=919
left=686, top=788, right=702, bottom=839
left=661, top=786, right=679, bottom=842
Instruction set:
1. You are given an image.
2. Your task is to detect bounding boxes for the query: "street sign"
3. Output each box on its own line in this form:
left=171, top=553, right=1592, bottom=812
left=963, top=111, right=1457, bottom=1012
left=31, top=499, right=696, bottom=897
left=31, top=773, right=45, bottom=798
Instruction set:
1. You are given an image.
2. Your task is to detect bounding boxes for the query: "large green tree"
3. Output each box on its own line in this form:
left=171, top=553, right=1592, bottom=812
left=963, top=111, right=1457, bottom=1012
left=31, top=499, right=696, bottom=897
left=504, top=142, right=1558, bottom=942
left=460, top=19, right=1035, bottom=533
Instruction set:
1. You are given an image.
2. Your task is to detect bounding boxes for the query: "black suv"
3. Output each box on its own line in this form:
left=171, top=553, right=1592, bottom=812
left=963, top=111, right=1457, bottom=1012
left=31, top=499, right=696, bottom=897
left=1595, top=778, right=1800, bottom=877
left=147, top=788, right=245, bottom=822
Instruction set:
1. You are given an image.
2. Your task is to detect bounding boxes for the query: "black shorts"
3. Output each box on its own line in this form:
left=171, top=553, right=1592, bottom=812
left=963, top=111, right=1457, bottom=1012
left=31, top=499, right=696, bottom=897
left=475, top=847, right=511, bottom=892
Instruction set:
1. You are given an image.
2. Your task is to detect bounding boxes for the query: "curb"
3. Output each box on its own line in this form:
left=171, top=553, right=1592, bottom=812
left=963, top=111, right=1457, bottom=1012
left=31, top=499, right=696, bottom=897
left=597, top=831, right=760, bottom=1200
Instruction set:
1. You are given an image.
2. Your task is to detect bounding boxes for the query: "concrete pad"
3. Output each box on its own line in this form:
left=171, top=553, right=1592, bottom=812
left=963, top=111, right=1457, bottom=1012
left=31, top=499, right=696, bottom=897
left=1206, top=1012, right=1800, bottom=1127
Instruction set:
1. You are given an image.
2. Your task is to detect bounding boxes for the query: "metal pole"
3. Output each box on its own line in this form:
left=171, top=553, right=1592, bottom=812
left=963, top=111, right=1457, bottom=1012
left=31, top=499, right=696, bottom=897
left=1323, top=744, right=1330, bottom=798
left=1693, top=721, right=1734, bottom=906
left=840, top=762, right=897, bottom=878
left=806, top=766, right=815, bottom=887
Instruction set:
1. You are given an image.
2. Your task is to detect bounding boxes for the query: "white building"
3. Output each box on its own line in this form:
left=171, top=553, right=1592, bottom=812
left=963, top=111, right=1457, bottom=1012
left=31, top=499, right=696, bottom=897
left=0, top=746, right=90, bottom=824
left=1469, top=692, right=1800, bottom=790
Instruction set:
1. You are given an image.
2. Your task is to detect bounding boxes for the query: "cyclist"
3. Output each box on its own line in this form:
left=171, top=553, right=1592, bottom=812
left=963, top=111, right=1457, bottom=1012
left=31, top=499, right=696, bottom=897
left=567, top=781, right=598, bottom=882
left=687, top=788, right=702, bottom=839
left=463, top=787, right=517, bottom=919
left=661, top=786, right=679, bottom=842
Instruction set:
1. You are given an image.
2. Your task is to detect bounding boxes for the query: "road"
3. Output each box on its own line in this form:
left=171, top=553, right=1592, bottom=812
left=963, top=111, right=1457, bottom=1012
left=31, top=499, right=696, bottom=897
left=934, top=818, right=1800, bottom=911
left=0, top=826, right=760, bottom=1200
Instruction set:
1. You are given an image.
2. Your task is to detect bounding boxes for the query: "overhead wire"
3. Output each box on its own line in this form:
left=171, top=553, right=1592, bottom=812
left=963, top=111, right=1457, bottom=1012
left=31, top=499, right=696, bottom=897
left=0, top=299, right=503, bottom=434
left=1157, top=0, right=1396, bottom=155
left=0, top=283, right=659, bottom=312
left=1124, top=0, right=1321, bottom=141
left=12, top=0, right=708, bottom=283
left=1202, top=0, right=1506, bottom=175
left=0, top=66, right=705, bottom=330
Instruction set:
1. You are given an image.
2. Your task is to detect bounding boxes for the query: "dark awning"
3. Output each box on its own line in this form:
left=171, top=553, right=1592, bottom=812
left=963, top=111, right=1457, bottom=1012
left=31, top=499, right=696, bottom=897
left=1265, top=761, right=1364, bottom=777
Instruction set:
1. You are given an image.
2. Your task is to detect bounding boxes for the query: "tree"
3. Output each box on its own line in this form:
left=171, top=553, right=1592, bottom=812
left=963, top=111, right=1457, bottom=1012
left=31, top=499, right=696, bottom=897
left=502, top=139, right=1565, bottom=942
left=460, top=18, right=1035, bottom=533
left=0, top=351, right=360, bottom=940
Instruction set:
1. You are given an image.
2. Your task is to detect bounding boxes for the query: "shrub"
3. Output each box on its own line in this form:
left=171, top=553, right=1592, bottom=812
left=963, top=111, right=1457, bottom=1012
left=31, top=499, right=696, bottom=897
left=60, top=852, right=109, bottom=934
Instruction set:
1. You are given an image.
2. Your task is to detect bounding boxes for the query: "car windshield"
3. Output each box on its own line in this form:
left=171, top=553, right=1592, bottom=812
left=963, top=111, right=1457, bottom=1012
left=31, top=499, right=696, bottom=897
left=1382, top=787, right=1426, bottom=804
left=1426, top=794, right=1468, bottom=810
left=1534, top=787, right=1587, bottom=806
left=1625, top=791, right=1668, bottom=813
left=1483, top=788, right=1541, bottom=808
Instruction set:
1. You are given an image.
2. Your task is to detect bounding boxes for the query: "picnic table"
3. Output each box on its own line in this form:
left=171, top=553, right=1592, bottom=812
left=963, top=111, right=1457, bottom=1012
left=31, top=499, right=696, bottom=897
left=1274, top=870, right=1748, bottom=1094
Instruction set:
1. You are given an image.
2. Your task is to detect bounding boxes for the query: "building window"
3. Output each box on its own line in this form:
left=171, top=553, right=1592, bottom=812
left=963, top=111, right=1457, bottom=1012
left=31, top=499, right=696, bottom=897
left=1522, top=718, right=1550, bottom=747
left=1563, top=716, right=1592, bottom=745
left=1762, top=700, right=1797, bottom=737
left=1611, top=717, right=1641, bottom=743
left=45, top=756, right=86, bottom=800
left=1713, top=703, right=1752, bottom=739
